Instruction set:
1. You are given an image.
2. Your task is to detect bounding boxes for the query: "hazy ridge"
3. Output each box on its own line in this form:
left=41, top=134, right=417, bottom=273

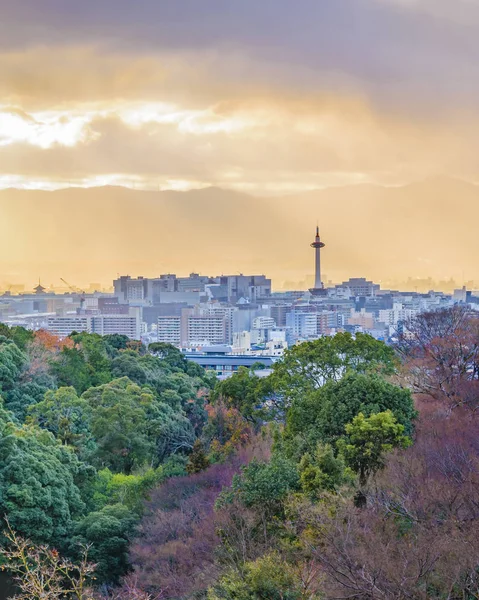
left=0, top=178, right=477, bottom=288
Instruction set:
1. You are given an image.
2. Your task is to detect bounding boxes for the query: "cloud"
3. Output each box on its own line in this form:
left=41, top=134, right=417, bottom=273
left=0, top=0, right=479, bottom=194
left=0, top=95, right=478, bottom=194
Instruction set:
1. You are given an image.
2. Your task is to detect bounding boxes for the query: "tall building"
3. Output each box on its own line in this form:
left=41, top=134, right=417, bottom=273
left=47, top=310, right=141, bottom=339
left=157, top=315, right=182, bottom=345
left=186, top=314, right=228, bottom=346
left=309, top=226, right=327, bottom=296
left=336, top=278, right=380, bottom=297
left=286, top=310, right=318, bottom=339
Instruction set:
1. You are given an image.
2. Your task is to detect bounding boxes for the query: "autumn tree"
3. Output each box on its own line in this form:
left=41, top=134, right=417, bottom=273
left=399, top=306, right=479, bottom=408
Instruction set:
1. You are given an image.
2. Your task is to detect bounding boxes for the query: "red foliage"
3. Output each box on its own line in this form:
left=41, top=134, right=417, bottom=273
left=127, top=434, right=271, bottom=598
left=399, top=306, right=479, bottom=409
left=24, top=329, right=74, bottom=378
left=128, top=462, right=238, bottom=598
left=301, top=403, right=479, bottom=599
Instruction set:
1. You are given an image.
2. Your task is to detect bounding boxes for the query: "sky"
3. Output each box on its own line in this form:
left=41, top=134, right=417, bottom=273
left=2, top=0, right=479, bottom=194
left=1, top=0, right=479, bottom=290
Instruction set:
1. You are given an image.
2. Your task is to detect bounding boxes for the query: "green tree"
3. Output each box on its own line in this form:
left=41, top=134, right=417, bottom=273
left=104, top=333, right=130, bottom=353
left=298, top=443, right=352, bottom=498
left=51, top=346, right=92, bottom=394
left=213, top=367, right=270, bottom=423
left=220, top=456, right=299, bottom=518
left=0, top=413, right=85, bottom=546
left=0, top=337, right=27, bottom=394
left=82, top=377, right=195, bottom=473
left=338, top=411, right=411, bottom=488
left=186, top=439, right=210, bottom=474
left=91, top=467, right=164, bottom=512
left=208, top=552, right=317, bottom=600
left=27, top=387, right=92, bottom=451
left=70, top=503, right=138, bottom=584
left=0, top=324, right=34, bottom=350
left=4, top=381, right=49, bottom=423
left=111, top=350, right=148, bottom=384
left=70, top=332, right=112, bottom=387
left=148, top=342, right=188, bottom=371
left=271, top=332, right=397, bottom=411
left=284, top=373, right=415, bottom=459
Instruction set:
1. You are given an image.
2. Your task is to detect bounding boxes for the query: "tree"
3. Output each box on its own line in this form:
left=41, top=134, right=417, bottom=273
left=0, top=522, right=96, bottom=600
left=104, top=334, right=130, bottom=353
left=337, top=411, right=411, bottom=489
left=220, top=456, right=299, bottom=519
left=298, top=443, right=352, bottom=498
left=212, top=367, right=271, bottom=423
left=208, top=551, right=320, bottom=600
left=0, top=324, right=34, bottom=350
left=148, top=342, right=188, bottom=371
left=0, top=337, right=27, bottom=394
left=4, top=380, right=50, bottom=423
left=28, top=387, right=92, bottom=451
left=90, top=467, right=164, bottom=513
left=129, top=463, right=238, bottom=598
left=111, top=350, right=148, bottom=385
left=52, top=346, right=92, bottom=394
left=70, top=504, right=138, bottom=584
left=82, top=378, right=195, bottom=473
left=284, top=372, right=415, bottom=459
left=0, top=415, right=85, bottom=546
left=70, top=333, right=112, bottom=387
left=186, top=439, right=210, bottom=474
left=270, top=332, right=397, bottom=412
left=398, top=306, right=479, bottom=408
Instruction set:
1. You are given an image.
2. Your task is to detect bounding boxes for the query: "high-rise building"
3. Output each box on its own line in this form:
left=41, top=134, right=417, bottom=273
left=157, top=315, right=182, bottom=345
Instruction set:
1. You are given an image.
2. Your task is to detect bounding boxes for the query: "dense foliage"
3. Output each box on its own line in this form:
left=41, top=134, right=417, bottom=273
left=0, top=330, right=214, bottom=585
left=2, top=312, right=479, bottom=600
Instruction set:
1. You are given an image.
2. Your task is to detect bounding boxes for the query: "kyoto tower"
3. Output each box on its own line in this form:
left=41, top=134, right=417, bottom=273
left=309, top=226, right=326, bottom=295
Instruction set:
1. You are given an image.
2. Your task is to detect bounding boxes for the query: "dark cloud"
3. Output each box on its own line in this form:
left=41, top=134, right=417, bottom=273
left=1, top=0, right=479, bottom=113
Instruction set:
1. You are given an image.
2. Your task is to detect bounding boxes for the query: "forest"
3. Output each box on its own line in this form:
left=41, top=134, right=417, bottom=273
left=0, top=306, right=477, bottom=599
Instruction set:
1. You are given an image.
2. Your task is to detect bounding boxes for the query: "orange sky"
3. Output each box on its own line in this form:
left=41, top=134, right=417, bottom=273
left=1, top=1, right=479, bottom=286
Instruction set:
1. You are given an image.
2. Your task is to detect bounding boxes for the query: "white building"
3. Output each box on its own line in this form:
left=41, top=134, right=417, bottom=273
left=157, top=316, right=182, bottom=345
left=47, top=315, right=89, bottom=337
left=286, top=311, right=317, bottom=339
left=90, top=314, right=141, bottom=339
left=47, top=310, right=141, bottom=340
left=187, top=314, right=227, bottom=346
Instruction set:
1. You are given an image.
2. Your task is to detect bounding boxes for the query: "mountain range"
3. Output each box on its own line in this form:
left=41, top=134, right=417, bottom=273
left=0, top=177, right=477, bottom=290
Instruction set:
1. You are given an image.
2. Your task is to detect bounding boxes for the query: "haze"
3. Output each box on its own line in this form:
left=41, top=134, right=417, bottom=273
left=1, top=0, right=478, bottom=288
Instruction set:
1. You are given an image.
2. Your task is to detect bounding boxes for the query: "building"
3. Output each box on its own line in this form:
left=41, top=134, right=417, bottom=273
left=90, top=314, right=141, bottom=339
left=184, top=349, right=276, bottom=378
left=336, top=278, right=380, bottom=297
left=47, top=310, right=141, bottom=339
left=186, top=314, right=227, bottom=346
left=317, top=310, right=338, bottom=334
left=348, top=308, right=375, bottom=330
left=216, top=274, right=271, bottom=303
left=157, top=315, right=182, bottom=345
left=286, top=310, right=317, bottom=339
left=46, top=315, right=89, bottom=337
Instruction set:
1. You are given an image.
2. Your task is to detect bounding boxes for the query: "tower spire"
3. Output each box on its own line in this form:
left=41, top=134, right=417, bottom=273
left=309, top=225, right=326, bottom=296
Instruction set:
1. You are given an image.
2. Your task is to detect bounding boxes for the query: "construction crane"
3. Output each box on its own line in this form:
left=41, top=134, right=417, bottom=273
left=60, top=278, right=86, bottom=311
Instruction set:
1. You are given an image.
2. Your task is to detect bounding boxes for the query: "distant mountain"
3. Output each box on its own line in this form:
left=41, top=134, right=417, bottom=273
left=0, top=179, right=477, bottom=289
